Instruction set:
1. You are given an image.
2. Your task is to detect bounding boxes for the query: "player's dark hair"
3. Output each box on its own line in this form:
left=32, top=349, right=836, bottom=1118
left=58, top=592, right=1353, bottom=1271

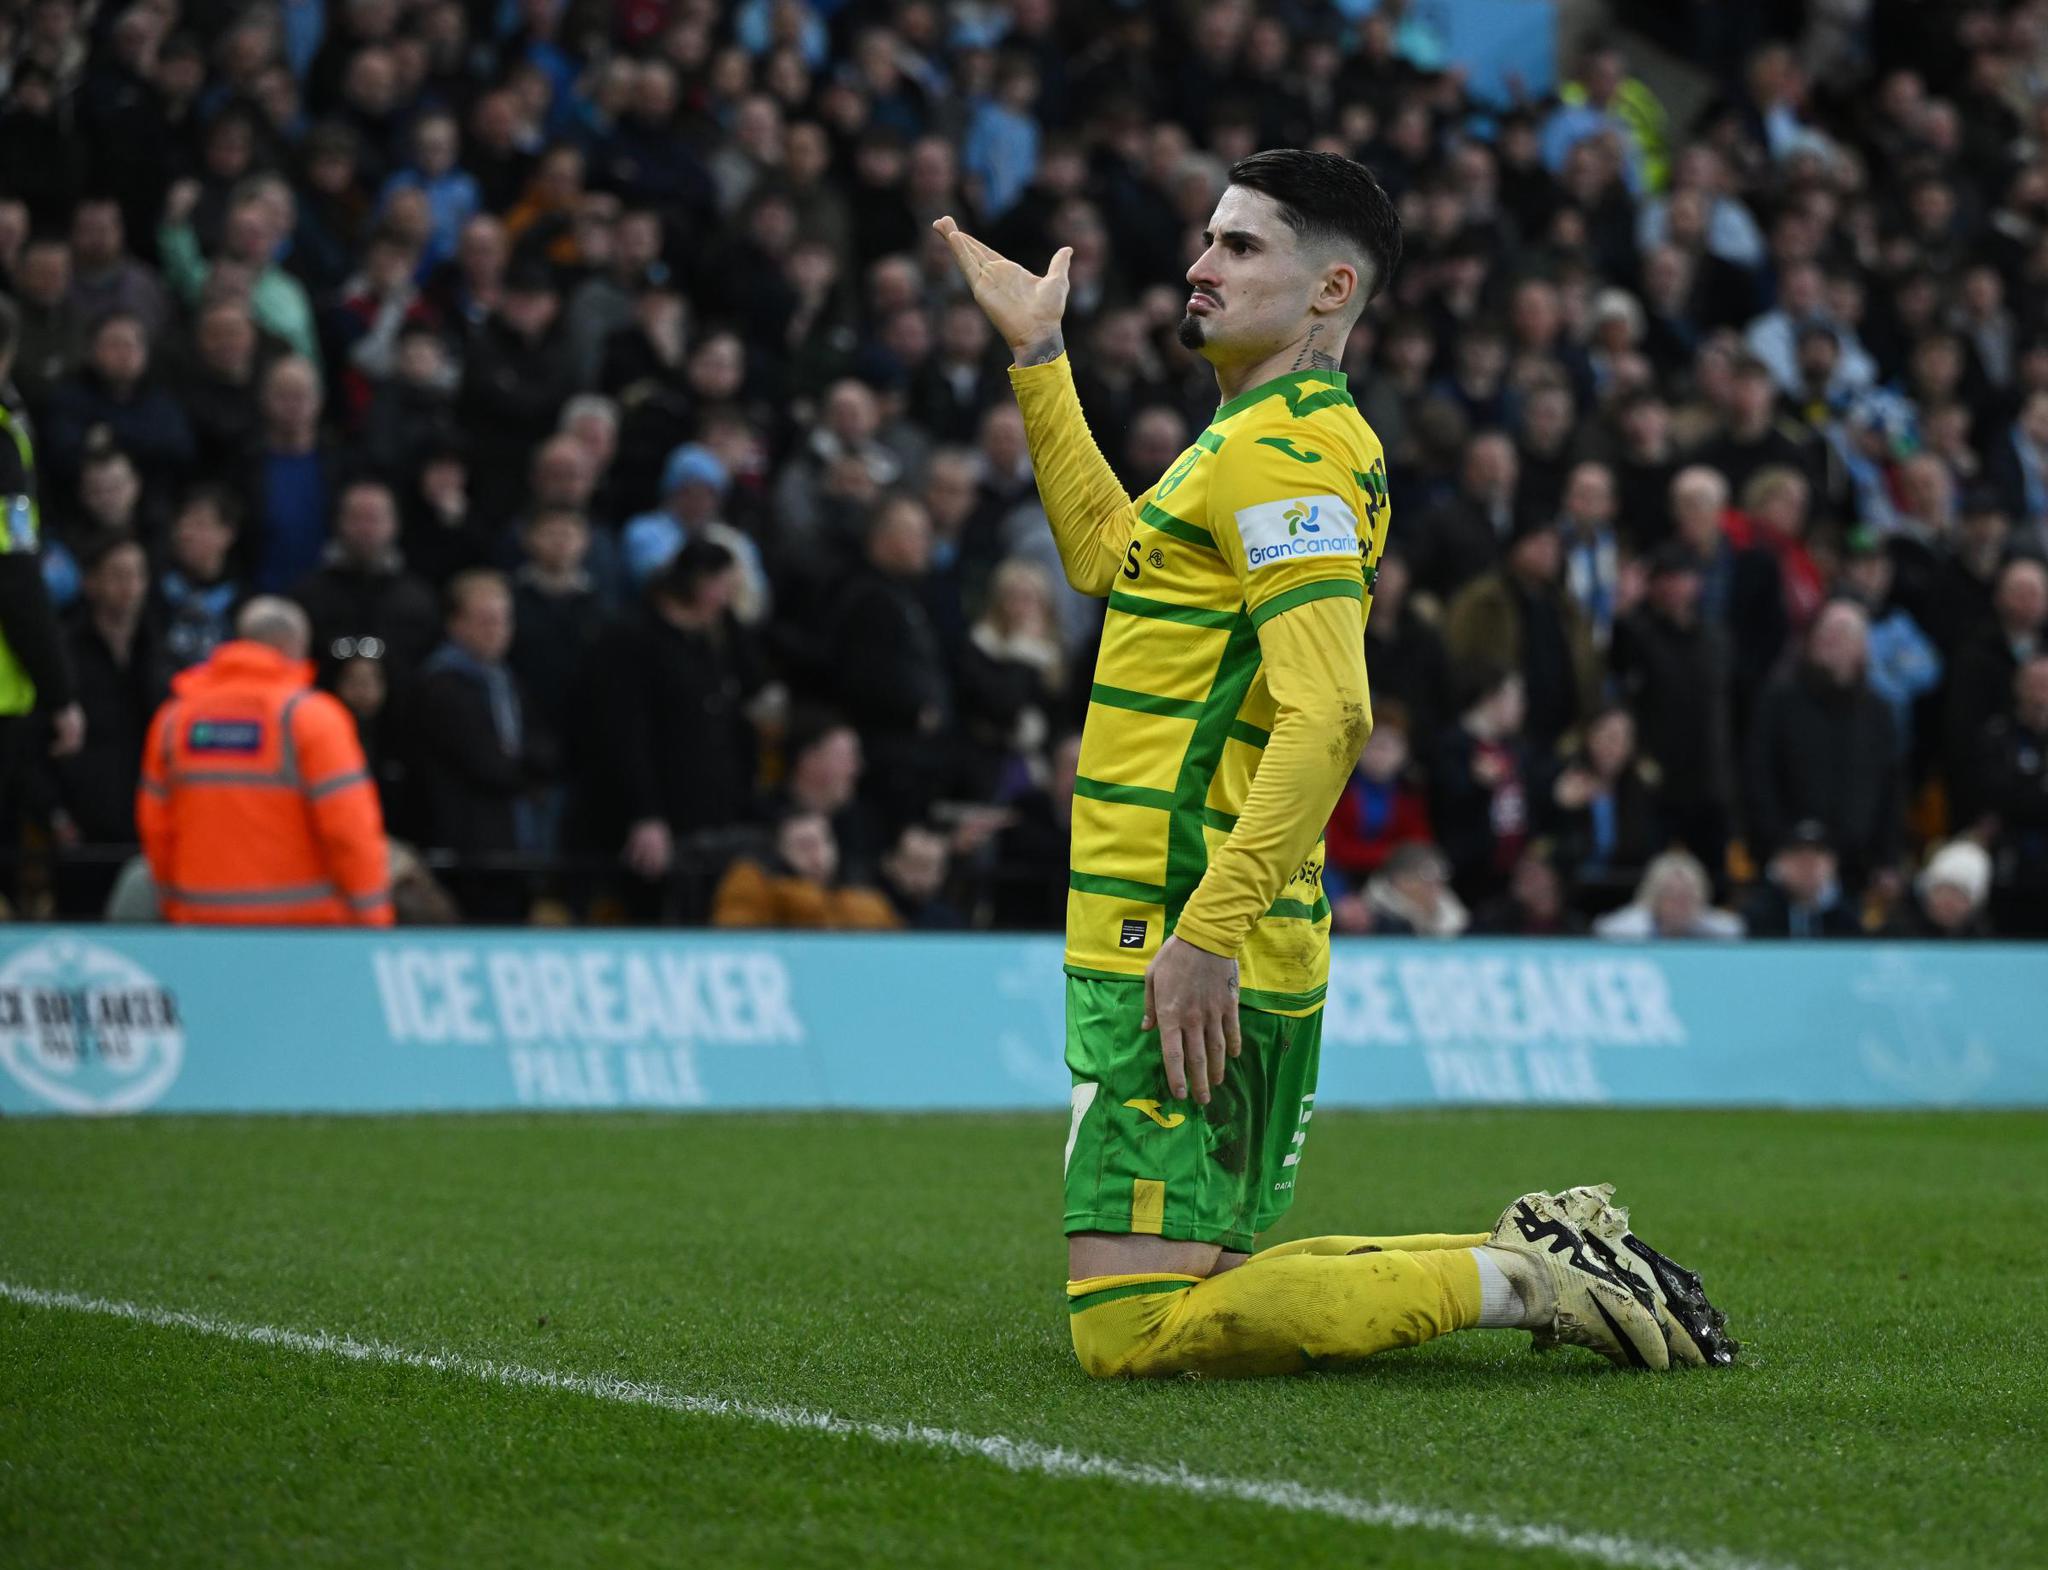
left=1226, top=149, right=1404, bottom=305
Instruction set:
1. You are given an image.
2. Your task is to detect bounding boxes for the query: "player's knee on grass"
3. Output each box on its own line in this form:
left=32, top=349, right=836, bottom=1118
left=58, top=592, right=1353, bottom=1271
left=1068, top=1275, right=1198, bottom=1378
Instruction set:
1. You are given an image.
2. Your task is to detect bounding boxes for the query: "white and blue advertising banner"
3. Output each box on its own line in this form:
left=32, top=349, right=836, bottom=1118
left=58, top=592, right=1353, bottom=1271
left=0, top=928, right=2042, bottom=1117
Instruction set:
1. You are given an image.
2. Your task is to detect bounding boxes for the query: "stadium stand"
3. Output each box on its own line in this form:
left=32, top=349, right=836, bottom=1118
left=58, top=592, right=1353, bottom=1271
left=0, top=0, right=2042, bottom=937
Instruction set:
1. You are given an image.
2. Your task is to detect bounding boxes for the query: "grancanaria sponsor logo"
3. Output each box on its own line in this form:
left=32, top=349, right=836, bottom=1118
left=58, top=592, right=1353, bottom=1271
left=1236, top=494, right=1362, bottom=568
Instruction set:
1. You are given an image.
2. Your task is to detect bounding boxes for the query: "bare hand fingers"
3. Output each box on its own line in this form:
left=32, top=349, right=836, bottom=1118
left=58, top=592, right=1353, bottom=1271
left=1223, top=989, right=1243, bottom=1060
left=1141, top=967, right=1156, bottom=1032
left=1207, top=1017, right=1228, bottom=1093
left=1184, top=1021, right=1211, bottom=1105
left=1159, top=1024, right=1187, bottom=1101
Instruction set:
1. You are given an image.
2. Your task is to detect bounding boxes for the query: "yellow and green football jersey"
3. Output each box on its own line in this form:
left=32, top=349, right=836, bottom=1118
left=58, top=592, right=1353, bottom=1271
left=1066, top=367, right=1392, bottom=1012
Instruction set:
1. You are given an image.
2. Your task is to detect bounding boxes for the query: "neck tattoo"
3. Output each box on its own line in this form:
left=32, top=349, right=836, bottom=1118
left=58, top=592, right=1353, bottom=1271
left=1292, top=325, right=1340, bottom=373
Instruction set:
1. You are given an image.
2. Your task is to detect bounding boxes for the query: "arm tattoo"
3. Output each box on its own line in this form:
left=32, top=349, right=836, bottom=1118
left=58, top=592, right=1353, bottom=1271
left=1015, top=331, right=1066, bottom=367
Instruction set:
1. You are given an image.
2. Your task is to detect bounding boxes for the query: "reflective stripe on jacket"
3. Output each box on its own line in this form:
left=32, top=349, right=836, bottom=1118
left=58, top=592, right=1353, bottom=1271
left=137, top=640, right=394, bottom=925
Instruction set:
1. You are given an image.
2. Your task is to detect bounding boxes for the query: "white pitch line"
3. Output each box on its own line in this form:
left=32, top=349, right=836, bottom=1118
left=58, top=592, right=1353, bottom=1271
left=1, top=1279, right=1789, bottom=1570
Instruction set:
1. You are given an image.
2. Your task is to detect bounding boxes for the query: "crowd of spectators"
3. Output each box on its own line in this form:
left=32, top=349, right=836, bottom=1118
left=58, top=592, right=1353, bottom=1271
left=0, top=0, right=2043, bottom=938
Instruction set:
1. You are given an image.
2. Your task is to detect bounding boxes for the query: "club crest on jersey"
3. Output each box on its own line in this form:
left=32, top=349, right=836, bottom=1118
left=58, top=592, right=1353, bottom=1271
left=1236, top=494, right=1361, bottom=569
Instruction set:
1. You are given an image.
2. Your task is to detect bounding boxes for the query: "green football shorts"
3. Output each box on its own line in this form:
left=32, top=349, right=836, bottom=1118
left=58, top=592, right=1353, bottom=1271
left=1062, top=975, right=1323, bottom=1253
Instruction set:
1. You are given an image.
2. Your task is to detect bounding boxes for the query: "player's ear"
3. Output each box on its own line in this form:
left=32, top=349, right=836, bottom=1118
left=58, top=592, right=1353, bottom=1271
left=1316, top=258, right=1360, bottom=317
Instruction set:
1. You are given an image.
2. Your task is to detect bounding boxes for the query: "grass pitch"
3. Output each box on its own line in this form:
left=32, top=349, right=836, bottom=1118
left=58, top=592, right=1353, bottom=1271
left=2, top=1108, right=2043, bottom=1570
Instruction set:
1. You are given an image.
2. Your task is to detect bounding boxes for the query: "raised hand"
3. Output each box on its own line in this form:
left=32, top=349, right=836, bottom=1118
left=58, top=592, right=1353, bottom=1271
left=933, top=215, right=1072, bottom=365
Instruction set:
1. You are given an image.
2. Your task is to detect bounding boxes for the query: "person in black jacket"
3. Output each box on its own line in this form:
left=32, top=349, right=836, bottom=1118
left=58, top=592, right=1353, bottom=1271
left=40, top=535, right=164, bottom=913
left=1610, top=543, right=1734, bottom=877
left=1362, top=548, right=1454, bottom=753
left=1944, top=556, right=2046, bottom=823
left=290, top=479, right=441, bottom=690
left=826, top=493, right=953, bottom=830
left=1736, top=819, right=1864, bottom=938
left=407, top=570, right=538, bottom=922
left=1979, top=654, right=2048, bottom=936
left=1541, top=705, right=1663, bottom=917
left=572, top=540, right=770, bottom=919
left=1429, top=664, right=1532, bottom=907
left=456, top=258, right=577, bottom=525
left=1745, top=600, right=1902, bottom=893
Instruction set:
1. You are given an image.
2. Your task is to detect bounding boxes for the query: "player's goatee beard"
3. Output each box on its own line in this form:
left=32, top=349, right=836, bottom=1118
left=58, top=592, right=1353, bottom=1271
left=1176, top=314, right=1206, bottom=349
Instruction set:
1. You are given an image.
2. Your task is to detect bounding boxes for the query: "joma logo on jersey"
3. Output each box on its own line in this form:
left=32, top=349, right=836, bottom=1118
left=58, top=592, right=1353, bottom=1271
left=1237, top=494, right=1361, bottom=569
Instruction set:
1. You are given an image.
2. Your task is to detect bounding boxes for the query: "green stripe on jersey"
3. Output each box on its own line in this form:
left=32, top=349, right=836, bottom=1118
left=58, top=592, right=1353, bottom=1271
left=1249, top=577, right=1364, bottom=628
left=1193, top=429, right=1226, bottom=453
left=1286, top=386, right=1357, bottom=419
left=1265, top=893, right=1332, bottom=923
left=1137, top=502, right=1218, bottom=551
left=1089, top=683, right=1203, bottom=720
left=1164, top=616, right=1262, bottom=932
left=1069, top=869, right=1167, bottom=904
left=1228, top=720, right=1271, bottom=749
left=1200, top=805, right=1238, bottom=833
left=1239, top=982, right=1329, bottom=1013
left=1107, top=591, right=1238, bottom=629
left=1068, top=1278, right=1191, bottom=1314
left=1073, top=775, right=1176, bottom=812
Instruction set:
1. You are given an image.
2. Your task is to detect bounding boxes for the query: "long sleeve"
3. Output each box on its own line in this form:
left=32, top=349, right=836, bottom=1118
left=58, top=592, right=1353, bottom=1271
left=1173, top=595, right=1368, bottom=957
left=1007, top=353, right=1139, bottom=595
left=295, top=694, right=393, bottom=925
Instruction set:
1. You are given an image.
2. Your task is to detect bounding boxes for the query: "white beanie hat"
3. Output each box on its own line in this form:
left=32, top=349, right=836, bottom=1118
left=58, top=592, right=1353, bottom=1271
left=1918, top=840, right=1991, bottom=908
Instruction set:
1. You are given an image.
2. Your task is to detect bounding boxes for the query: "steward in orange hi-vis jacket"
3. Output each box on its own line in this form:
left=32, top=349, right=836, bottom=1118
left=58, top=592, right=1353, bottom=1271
left=137, top=597, right=393, bottom=925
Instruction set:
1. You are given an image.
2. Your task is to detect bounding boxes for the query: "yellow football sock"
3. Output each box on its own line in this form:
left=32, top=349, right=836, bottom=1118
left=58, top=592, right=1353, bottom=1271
left=1067, top=1249, right=1482, bottom=1378
left=1243, top=1232, right=1489, bottom=1262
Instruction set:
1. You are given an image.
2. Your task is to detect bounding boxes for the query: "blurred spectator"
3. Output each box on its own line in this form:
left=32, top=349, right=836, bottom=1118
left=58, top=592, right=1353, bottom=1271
left=1945, top=557, right=2048, bottom=819
left=1592, top=851, right=1744, bottom=940
left=1339, top=842, right=1469, bottom=938
left=333, top=652, right=402, bottom=822
left=138, top=596, right=391, bottom=925
left=1729, top=466, right=1825, bottom=640
left=1473, top=846, right=1588, bottom=936
left=826, top=492, right=952, bottom=829
left=1887, top=839, right=1995, bottom=939
left=1736, top=820, right=1863, bottom=939
left=407, top=571, right=537, bottom=922
left=1430, top=666, right=1531, bottom=906
left=42, top=311, right=195, bottom=502
left=879, top=821, right=963, bottom=929
left=624, top=442, right=771, bottom=620
left=67, top=198, right=169, bottom=344
left=957, top=557, right=1062, bottom=799
left=1556, top=461, right=1627, bottom=651
left=1611, top=541, right=1734, bottom=877
left=291, top=478, right=439, bottom=688
left=1415, top=431, right=1517, bottom=600
left=1746, top=601, right=1902, bottom=891
left=711, top=807, right=900, bottom=930
left=9, top=232, right=82, bottom=410
left=1446, top=513, right=1594, bottom=758
left=51, top=533, right=166, bottom=857
left=576, top=540, right=769, bottom=916
left=156, top=487, right=245, bottom=672
left=399, top=442, right=490, bottom=591
left=180, top=296, right=267, bottom=477
left=1324, top=700, right=1432, bottom=892
left=1979, top=654, right=2048, bottom=937
left=1542, top=705, right=1661, bottom=916
left=159, top=178, right=320, bottom=366
left=1838, top=528, right=1942, bottom=763
left=1362, top=550, right=1452, bottom=752
left=457, top=257, right=575, bottom=523
left=771, top=712, right=881, bottom=888
left=248, top=356, right=336, bottom=592
left=509, top=506, right=603, bottom=770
